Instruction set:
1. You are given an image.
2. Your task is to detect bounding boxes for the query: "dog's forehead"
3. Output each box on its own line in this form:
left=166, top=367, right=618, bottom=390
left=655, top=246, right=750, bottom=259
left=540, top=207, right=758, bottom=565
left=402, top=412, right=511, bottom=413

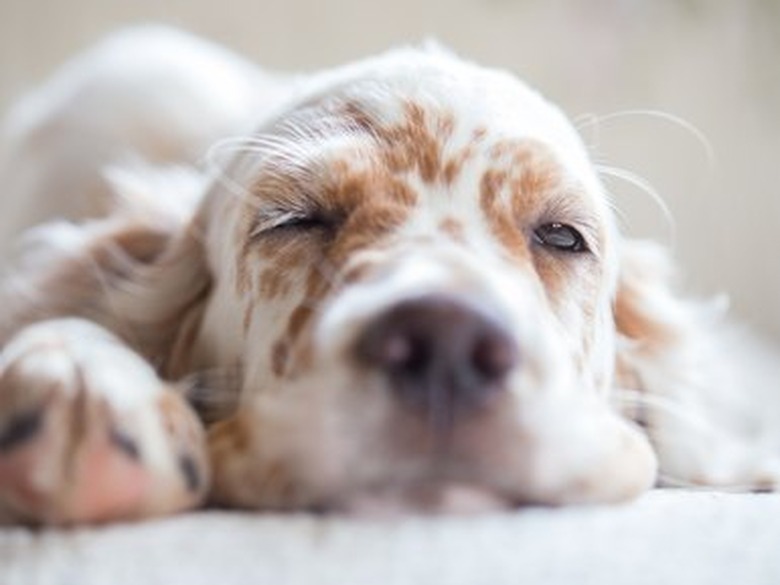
left=311, top=48, right=595, bottom=177
left=252, top=49, right=603, bottom=212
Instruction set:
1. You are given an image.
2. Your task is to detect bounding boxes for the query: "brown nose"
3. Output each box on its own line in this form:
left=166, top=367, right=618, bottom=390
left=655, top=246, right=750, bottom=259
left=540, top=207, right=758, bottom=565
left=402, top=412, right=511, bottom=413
left=355, top=295, right=518, bottom=420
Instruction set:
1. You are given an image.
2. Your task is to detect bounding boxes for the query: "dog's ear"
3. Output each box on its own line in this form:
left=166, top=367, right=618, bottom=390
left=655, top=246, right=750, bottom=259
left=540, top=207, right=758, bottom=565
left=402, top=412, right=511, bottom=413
left=101, top=165, right=212, bottom=378
left=613, top=239, right=692, bottom=380
left=107, top=221, right=211, bottom=379
left=0, top=165, right=212, bottom=379
left=611, top=239, right=700, bottom=483
left=612, top=238, right=707, bottom=410
left=610, top=239, right=780, bottom=489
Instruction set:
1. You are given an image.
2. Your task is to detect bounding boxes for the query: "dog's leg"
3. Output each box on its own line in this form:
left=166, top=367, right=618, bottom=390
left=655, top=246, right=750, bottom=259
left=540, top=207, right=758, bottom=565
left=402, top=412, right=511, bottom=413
left=0, top=318, right=208, bottom=525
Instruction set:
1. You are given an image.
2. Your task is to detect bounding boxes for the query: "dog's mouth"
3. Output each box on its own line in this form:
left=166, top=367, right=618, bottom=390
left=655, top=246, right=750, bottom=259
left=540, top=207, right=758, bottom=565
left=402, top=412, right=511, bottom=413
left=322, top=436, right=523, bottom=516
left=333, top=480, right=514, bottom=517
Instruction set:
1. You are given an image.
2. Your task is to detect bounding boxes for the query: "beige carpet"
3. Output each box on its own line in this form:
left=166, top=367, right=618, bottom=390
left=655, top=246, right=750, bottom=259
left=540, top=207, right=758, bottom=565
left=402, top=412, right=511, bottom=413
left=1, top=489, right=779, bottom=585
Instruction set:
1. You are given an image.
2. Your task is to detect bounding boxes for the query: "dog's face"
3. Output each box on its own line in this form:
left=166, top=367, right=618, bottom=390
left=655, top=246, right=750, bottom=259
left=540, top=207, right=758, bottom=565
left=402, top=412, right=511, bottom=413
left=198, top=49, right=657, bottom=512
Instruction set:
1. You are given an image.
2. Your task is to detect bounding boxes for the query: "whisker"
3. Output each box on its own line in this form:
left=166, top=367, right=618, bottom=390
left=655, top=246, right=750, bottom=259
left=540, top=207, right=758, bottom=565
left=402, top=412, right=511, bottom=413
left=577, top=109, right=715, bottom=169
left=602, top=188, right=630, bottom=229
left=612, top=388, right=711, bottom=430
left=572, top=112, right=602, bottom=152
left=595, top=163, right=677, bottom=244
left=203, top=142, right=264, bottom=212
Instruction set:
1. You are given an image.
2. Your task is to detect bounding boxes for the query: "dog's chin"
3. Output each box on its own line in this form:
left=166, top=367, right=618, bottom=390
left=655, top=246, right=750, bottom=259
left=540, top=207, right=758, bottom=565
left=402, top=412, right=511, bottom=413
left=334, top=482, right=514, bottom=517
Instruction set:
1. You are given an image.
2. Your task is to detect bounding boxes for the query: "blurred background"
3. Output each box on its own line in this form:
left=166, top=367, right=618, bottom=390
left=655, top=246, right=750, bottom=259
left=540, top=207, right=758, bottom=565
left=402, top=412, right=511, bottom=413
left=0, top=0, right=778, bottom=341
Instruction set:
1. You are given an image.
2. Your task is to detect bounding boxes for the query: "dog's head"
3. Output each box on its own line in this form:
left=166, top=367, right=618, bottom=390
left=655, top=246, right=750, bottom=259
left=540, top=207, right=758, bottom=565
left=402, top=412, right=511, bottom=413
left=171, top=48, right=657, bottom=512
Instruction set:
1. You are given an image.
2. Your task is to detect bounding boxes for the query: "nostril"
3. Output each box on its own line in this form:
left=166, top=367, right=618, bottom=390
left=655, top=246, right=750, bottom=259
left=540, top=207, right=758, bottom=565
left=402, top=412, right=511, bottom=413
left=472, top=331, right=517, bottom=383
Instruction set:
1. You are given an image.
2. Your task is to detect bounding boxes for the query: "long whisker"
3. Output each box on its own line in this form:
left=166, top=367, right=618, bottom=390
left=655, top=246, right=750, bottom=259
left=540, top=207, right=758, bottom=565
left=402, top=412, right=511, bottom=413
left=595, top=163, right=677, bottom=244
left=612, top=388, right=710, bottom=430
left=577, top=109, right=715, bottom=169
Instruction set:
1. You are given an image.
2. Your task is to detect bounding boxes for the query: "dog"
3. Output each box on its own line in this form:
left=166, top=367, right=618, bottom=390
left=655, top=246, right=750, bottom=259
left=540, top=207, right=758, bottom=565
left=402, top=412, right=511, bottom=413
left=0, top=26, right=778, bottom=524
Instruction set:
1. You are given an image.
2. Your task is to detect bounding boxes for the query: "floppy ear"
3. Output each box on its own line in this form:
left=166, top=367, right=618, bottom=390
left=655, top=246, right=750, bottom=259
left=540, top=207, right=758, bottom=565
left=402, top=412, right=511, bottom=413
left=613, top=238, right=780, bottom=490
left=0, top=165, right=212, bottom=379
left=107, top=220, right=211, bottom=379
left=613, top=239, right=692, bottom=388
left=92, top=165, right=214, bottom=379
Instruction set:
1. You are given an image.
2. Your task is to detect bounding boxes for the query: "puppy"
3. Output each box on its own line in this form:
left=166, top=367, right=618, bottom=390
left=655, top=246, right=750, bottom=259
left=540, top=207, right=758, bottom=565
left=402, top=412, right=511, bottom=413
left=0, top=26, right=777, bottom=524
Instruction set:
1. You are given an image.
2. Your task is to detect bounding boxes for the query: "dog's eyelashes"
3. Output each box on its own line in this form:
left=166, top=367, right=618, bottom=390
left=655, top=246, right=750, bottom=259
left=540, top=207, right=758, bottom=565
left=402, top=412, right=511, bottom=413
left=252, top=209, right=339, bottom=239
left=273, top=214, right=332, bottom=232
left=533, top=223, right=589, bottom=253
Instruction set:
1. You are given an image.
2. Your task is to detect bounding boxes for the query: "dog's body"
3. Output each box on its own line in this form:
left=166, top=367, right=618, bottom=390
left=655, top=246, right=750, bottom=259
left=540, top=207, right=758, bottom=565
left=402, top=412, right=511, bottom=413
left=0, top=27, right=778, bottom=524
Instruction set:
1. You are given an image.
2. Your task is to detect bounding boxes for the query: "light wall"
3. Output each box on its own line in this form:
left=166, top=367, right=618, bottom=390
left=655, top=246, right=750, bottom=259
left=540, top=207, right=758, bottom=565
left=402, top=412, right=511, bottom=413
left=1, top=0, right=779, bottom=340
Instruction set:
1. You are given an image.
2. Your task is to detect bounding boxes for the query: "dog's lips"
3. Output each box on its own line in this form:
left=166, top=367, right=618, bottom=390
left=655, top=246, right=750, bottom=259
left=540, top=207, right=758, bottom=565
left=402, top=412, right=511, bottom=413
left=336, top=481, right=513, bottom=517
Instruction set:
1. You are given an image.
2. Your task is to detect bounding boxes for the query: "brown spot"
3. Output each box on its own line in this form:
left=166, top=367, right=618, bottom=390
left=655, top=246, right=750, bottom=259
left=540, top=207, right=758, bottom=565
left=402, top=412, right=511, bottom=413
left=479, top=166, right=528, bottom=263
left=243, top=303, right=253, bottom=334
left=271, top=340, right=289, bottom=377
left=443, top=127, right=487, bottom=186
left=472, top=126, right=488, bottom=142
left=488, top=138, right=523, bottom=161
left=208, top=414, right=251, bottom=453
left=379, top=102, right=453, bottom=183
left=442, top=150, right=469, bottom=186
left=480, top=168, right=508, bottom=214
left=287, top=306, right=314, bottom=347
left=613, top=242, right=683, bottom=355
left=439, top=217, right=465, bottom=241
left=479, top=139, right=584, bottom=257
left=614, top=284, right=679, bottom=351
left=271, top=302, right=319, bottom=379
left=327, top=205, right=410, bottom=265
left=341, top=259, right=375, bottom=285
left=258, top=265, right=294, bottom=300
left=340, top=100, right=481, bottom=187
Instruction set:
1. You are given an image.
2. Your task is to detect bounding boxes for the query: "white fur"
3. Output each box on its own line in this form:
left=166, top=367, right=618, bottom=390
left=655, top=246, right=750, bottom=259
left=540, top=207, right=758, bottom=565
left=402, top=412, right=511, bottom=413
left=0, top=27, right=778, bottom=521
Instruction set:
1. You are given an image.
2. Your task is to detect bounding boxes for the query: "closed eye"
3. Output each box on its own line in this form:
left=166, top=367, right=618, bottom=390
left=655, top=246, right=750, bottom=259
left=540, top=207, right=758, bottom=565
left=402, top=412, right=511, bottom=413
left=250, top=207, right=341, bottom=240
left=533, top=222, right=589, bottom=253
left=271, top=213, right=333, bottom=232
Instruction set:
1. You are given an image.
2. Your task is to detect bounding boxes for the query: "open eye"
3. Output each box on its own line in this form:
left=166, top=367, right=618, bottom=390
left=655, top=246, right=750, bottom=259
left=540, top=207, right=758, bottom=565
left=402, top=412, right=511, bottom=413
left=533, top=222, right=588, bottom=253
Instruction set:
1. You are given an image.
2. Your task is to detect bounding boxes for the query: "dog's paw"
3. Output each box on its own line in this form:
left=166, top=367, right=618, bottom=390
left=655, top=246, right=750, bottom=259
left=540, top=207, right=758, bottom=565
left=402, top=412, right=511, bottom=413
left=0, top=319, right=208, bottom=524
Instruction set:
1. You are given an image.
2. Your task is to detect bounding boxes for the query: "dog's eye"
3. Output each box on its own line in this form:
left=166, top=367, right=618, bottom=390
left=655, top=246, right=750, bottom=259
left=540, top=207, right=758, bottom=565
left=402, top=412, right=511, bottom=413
left=273, top=214, right=331, bottom=232
left=255, top=210, right=337, bottom=238
left=533, top=223, right=588, bottom=253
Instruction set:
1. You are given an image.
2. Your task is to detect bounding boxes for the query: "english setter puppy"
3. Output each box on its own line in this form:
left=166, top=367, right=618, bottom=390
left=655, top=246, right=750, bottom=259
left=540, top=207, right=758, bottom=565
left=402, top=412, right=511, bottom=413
left=0, top=27, right=777, bottom=524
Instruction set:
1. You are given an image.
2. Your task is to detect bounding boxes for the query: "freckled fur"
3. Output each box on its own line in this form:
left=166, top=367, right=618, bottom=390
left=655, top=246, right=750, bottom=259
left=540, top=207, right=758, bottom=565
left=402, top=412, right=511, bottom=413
left=1, top=31, right=777, bottom=523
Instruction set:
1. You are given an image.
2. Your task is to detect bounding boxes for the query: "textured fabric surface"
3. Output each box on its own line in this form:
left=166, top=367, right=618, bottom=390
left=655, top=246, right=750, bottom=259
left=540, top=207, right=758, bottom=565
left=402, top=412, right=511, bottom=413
left=1, top=489, right=779, bottom=585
